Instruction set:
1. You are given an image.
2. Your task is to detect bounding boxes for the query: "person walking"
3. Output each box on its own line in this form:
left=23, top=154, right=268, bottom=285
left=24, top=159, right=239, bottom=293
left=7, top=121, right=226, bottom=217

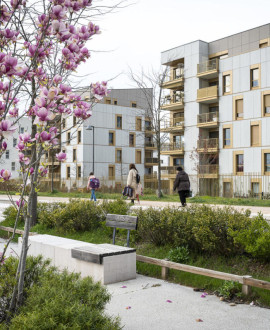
left=173, top=166, right=190, bottom=207
left=87, top=172, right=99, bottom=202
left=127, top=164, right=138, bottom=204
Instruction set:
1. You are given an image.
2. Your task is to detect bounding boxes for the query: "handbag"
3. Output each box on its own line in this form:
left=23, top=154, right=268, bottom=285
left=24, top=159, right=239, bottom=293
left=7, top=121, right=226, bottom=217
left=123, top=186, right=133, bottom=197
left=186, top=190, right=192, bottom=198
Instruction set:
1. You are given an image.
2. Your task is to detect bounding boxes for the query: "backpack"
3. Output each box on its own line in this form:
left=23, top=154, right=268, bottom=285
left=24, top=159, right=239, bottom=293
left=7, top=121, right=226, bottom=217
left=136, top=173, right=140, bottom=184
left=90, top=178, right=100, bottom=189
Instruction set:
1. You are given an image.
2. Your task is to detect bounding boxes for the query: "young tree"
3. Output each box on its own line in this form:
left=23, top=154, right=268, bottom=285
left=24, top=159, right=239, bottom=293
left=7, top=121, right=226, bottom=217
left=129, top=68, right=170, bottom=198
left=0, top=0, right=109, bottom=313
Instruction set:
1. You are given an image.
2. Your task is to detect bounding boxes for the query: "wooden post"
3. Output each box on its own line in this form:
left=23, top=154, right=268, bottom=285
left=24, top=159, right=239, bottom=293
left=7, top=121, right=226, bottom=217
left=242, top=275, right=252, bottom=295
left=112, top=228, right=116, bottom=245
left=127, top=230, right=130, bottom=247
left=161, top=266, right=169, bottom=280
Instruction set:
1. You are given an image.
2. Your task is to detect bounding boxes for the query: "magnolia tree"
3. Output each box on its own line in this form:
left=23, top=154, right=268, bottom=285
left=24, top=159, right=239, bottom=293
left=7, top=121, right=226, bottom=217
left=0, top=0, right=109, bottom=311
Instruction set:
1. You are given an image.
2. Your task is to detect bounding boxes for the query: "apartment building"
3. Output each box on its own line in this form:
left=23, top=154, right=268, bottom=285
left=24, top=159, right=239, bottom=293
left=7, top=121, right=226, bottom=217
left=61, top=88, right=156, bottom=190
left=1, top=117, right=32, bottom=179
left=161, top=24, right=270, bottom=197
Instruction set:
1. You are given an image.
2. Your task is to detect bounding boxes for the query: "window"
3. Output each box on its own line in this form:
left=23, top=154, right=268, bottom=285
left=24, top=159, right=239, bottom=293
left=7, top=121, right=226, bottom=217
left=67, top=166, right=70, bottom=178
left=173, top=158, right=184, bottom=166
left=264, top=153, right=270, bottom=173
left=251, top=124, right=259, bottom=146
left=20, top=127, right=24, bottom=134
left=109, top=165, right=115, bottom=180
left=129, top=133, right=135, bottom=147
left=73, top=116, right=76, bottom=126
left=113, top=99, right=117, bottom=105
left=236, top=154, right=244, bottom=173
left=77, top=166, right=81, bottom=178
left=67, top=132, right=71, bottom=144
left=11, top=162, right=15, bottom=171
left=131, top=102, right=137, bottom=108
left=263, top=94, right=270, bottom=115
left=223, top=74, right=231, bottom=94
left=259, top=39, right=269, bottom=48
left=223, top=181, right=232, bottom=198
left=115, top=149, right=122, bottom=163
left=136, top=117, right=142, bottom=131
left=251, top=67, right=259, bottom=88
left=136, top=150, right=142, bottom=164
left=13, top=138, right=17, bottom=147
left=145, top=120, right=151, bottom=131
left=223, top=128, right=231, bottom=147
left=105, top=98, right=111, bottom=104
left=235, top=99, right=243, bottom=119
left=251, top=182, right=260, bottom=198
left=73, top=149, right=76, bottom=162
left=116, top=115, right=122, bottom=129
left=109, top=131, right=115, bottom=146
left=77, top=130, right=81, bottom=144
left=62, top=118, right=66, bottom=129
left=6, top=150, right=9, bottom=159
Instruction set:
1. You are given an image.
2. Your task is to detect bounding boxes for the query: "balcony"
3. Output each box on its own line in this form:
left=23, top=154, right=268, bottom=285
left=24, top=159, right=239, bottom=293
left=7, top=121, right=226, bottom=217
left=198, top=165, right=219, bottom=178
left=161, top=117, right=184, bottom=132
left=197, top=138, right=219, bottom=153
left=41, top=173, right=61, bottom=181
left=145, top=157, right=158, bottom=166
left=145, top=142, right=157, bottom=150
left=144, top=173, right=158, bottom=182
left=160, top=166, right=180, bottom=179
left=145, top=125, right=154, bottom=134
left=197, top=86, right=218, bottom=104
left=197, top=112, right=219, bottom=128
left=161, top=69, right=184, bottom=90
left=161, top=93, right=184, bottom=111
left=197, top=58, right=219, bottom=79
left=161, top=142, right=184, bottom=155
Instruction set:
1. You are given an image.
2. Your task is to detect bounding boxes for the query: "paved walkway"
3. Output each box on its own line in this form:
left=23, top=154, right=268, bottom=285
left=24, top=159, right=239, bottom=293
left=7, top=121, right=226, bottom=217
left=106, top=275, right=270, bottom=330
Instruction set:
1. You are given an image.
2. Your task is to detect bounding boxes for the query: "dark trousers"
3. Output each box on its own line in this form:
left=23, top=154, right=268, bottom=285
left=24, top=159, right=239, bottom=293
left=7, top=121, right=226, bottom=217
left=178, top=190, right=189, bottom=206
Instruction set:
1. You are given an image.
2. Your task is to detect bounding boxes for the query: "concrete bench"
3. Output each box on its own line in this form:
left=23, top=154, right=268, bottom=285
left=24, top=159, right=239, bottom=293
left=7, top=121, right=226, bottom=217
left=19, top=234, right=136, bottom=284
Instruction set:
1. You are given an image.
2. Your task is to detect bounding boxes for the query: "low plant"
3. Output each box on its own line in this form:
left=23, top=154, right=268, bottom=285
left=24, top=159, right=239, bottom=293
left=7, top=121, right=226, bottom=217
left=217, top=280, right=242, bottom=300
left=167, top=246, right=189, bottom=264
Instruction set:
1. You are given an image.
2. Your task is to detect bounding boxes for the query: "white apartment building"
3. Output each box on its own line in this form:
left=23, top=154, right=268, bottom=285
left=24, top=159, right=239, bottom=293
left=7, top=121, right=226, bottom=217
left=61, top=88, right=156, bottom=190
left=160, top=24, right=270, bottom=197
left=1, top=117, right=32, bottom=179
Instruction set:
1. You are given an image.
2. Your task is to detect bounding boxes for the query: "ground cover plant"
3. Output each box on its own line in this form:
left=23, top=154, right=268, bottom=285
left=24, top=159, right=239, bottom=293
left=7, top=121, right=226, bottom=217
left=1, top=200, right=270, bottom=307
left=0, top=256, right=120, bottom=329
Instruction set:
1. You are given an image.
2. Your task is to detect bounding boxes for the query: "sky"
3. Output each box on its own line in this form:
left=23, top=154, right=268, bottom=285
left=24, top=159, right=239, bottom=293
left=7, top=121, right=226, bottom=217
left=76, top=0, right=270, bottom=89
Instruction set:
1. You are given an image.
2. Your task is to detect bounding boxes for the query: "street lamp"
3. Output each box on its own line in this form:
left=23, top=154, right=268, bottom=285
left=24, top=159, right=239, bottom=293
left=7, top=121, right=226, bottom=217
left=86, top=125, right=95, bottom=173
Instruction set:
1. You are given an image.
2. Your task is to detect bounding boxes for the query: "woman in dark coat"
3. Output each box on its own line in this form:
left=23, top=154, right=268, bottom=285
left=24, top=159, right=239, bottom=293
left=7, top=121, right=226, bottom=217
left=173, top=166, right=190, bottom=207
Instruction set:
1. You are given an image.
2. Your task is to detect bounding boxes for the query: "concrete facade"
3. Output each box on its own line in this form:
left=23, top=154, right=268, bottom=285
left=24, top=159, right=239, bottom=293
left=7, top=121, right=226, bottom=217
left=161, top=24, right=270, bottom=197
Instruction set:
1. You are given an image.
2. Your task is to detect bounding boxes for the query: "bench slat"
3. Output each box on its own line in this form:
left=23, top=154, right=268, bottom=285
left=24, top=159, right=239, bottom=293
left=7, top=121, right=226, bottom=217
left=106, top=214, right=138, bottom=230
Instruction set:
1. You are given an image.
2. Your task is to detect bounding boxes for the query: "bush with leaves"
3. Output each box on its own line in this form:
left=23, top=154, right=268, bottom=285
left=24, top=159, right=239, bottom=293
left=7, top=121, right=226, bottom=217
left=100, top=199, right=130, bottom=216
left=167, top=246, right=190, bottom=264
left=217, top=281, right=242, bottom=300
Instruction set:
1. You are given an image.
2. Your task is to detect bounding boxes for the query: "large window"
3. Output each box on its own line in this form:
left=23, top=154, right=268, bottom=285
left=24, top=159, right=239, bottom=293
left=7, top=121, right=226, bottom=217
left=116, top=149, right=122, bottom=163
left=136, top=150, right=142, bottom=164
left=5, top=150, right=9, bottom=159
left=265, top=153, right=270, bottom=173
left=116, top=115, right=122, bottom=129
left=73, top=149, right=76, bottom=162
left=67, top=132, right=71, bottom=145
left=251, top=124, right=259, bottom=146
left=173, top=158, right=184, bottom=166
left=77, top=130, right=81, bottom=144
left=235, top=99, right=243, bottom=119
left=223, top=74, right=231, bottom=94
left=236, top=154, right=244, bottom=173
left=136, top=117, right=142, bottom=131
left=77, top=166, right=81, bottom=178
left=251, top=67, right=259, bottom=88
left=109, top=131, right=115, bottom=146
left=66, top=166, right=70, bottom=178
left=223, top=128, right=231, bottom=147
left=263, top=94, right=270, bottom=115
left=109, top=165, right=115, bottom=180
left=129, top=133, right=135, bottom=147
left=11, top=162, right=15, bottom=171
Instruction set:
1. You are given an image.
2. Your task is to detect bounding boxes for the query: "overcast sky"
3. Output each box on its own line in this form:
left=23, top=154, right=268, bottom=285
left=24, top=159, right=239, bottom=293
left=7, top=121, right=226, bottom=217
left=76, top=0, right=270, bottom=89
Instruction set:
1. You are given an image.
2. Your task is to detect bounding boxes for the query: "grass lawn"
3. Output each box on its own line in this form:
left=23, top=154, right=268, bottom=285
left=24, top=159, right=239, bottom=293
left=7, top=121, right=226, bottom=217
left=1, top=190, right=270, bottom=207
left=1, top=217, right=270, bottom=308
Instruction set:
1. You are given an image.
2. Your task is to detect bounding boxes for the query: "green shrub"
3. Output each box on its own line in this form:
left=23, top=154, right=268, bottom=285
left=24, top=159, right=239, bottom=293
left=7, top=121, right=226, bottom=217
left=217, top=280, right=242, bottom=299
left=229, top=214, right=270, bottom=261
left=167, top=246, right=189, bottom=263
left=100, top=199, right=130, bottom=215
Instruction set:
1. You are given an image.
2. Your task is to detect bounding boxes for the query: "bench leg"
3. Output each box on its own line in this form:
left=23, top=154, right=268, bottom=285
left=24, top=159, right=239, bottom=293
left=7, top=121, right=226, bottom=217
left=113, top=228, right=116, bottom=245
left=127, top=230, right=130, bottom=247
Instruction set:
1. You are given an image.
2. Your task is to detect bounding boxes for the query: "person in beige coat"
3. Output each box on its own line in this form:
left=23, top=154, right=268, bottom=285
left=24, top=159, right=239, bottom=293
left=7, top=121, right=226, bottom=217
left=127, top=163, right=138, bottom=204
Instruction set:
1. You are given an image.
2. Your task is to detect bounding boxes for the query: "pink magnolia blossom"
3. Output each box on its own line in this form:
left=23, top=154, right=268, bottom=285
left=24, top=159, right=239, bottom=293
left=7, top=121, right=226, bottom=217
left=40, top=130, right=51, bottom=142
left=90, top=81, right=109, bottom=101
left=16, top=141, right=25, bottom=151
left=38, top=166, right=48, bottom=177
left=55, top=151, right=66, bottom=162
left=0, top=120, right=18, bottom=138
left=1, top=141, right=7, bottom=151
left=18, top=152, right=30, bottom=165
left=16, top=199, right=25, bottom=208
left=34, top=107, right=55, bottom=124
left=19, top=132, right=32, bottom=144
left=0, top=169, right=11, bottom=181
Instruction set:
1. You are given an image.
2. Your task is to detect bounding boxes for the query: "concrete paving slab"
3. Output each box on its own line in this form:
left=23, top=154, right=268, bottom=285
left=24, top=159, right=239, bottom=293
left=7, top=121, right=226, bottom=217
left=106, top=275, right=270, bottom=330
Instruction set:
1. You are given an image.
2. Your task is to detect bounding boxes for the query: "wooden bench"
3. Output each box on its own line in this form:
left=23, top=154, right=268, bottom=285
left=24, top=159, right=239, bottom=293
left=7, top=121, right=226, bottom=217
left=106, top=214, right=138, bottom=247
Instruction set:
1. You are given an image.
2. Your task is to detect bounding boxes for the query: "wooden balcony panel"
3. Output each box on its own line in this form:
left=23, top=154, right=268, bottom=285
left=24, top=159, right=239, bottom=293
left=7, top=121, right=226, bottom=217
left=197, top=138, right=219, bottom=153
left=161, top=117, right=184, bottom=132
left=198, top=165, right=219, bottom=178
left=161, top=143, right=184, bottom=155
left=197, top=59, right=219, bottom=79
left=197, top=86, right=218, bottom=103
left=161, top=93, right=184, bottom=111
left=197, top=112, right=219, bottom=128
left=145, top=157, right=158, bottom=165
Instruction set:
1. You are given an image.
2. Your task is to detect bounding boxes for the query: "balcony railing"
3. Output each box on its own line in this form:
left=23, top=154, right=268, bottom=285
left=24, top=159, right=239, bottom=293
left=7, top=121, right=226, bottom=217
left=163, top=92, right=184, bottom=106
left=145, top=157, right=158, bottom=164
left=43, top=173, right=61, bottom=180
left=197, top=86, right=218, bottom=102
left=161, top=117, right=184, bottom=130
left=197, top=58, right=218, bottom=75
left=197, top=112, right=218, bottom=125
left=162, top=142, right=184, bottom=152
left=144, top=173, right=158, bottom=180
left=197, top=138, right=219, bottom=150
left=145, top=142, right=157, bottom=148
left=161, top=166, right=182, bottom=175
left=198, top=165, right=219, bottom=175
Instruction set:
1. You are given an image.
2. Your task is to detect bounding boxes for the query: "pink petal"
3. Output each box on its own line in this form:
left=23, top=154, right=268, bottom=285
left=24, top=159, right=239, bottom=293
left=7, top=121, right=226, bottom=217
left=166, top=300, right=172, bottom=303
left=125, top=306, right=131, bottom=310
left=121, top=286, right=127, bottom=288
